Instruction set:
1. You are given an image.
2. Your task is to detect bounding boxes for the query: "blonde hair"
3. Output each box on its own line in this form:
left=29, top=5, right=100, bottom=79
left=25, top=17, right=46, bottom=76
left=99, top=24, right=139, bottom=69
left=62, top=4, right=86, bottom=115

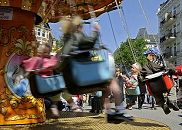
left=132, top=62, right=142, bottom=71
left=60, top=16, right=83, bottom=34
left=60, top=17, right=73, bottom=34
left=72, top=15, right=83, bottom=26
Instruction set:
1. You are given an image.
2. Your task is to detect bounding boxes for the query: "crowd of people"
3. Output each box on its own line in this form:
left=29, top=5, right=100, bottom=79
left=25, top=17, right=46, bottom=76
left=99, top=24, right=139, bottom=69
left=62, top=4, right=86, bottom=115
left=119, top=48, right=180, bottom=115
left=21, top=15, right=180, bottom=122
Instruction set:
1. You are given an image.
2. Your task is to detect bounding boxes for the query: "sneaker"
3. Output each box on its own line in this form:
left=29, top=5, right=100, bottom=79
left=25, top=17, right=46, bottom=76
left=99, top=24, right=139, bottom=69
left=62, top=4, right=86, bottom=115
left=162, top=104, right=171, bottom=115
left=73, top=108, right=83, bottom=112
left=128, top=106, right=132, bottom=110
left=151, top=107, right=157, bottom=110
left=125, top=105, right=129, bottom=109
left=116, top=113, right=133, bottom=119
left=107, top=113, right=133, bottom=123
left=138, top=107, right=142, bottom=110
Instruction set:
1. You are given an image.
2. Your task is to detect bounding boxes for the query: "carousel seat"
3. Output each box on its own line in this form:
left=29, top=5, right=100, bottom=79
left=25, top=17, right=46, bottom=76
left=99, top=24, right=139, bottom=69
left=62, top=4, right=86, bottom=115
left=62, top=48, right=114, bottom=95
left=70, top=59, right=113, bottom=86
left=29, top=73, right=66, bottom=98
left=145, top=71, right=174, bottom=95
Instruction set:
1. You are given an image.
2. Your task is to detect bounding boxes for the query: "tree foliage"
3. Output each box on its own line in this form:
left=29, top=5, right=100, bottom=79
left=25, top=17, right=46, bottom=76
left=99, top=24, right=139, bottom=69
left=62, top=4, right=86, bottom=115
left=52, top=38, right=64, bottom=53
left=114, top=38, right=148, bottom=68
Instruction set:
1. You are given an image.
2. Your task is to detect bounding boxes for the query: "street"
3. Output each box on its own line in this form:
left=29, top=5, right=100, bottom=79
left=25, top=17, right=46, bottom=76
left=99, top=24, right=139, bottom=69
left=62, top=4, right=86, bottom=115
left=83, top=102, right=182, bottom=130
left=125, top=103, right=182, bottom=130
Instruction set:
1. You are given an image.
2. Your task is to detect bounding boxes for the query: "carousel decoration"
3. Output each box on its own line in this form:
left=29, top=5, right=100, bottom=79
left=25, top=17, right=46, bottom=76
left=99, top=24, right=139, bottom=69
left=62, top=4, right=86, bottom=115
left=0, top=0, right=123, bottom=125
left=0, top=0, right=45, bottom=125
left=41, top=0, right=123, bottom=22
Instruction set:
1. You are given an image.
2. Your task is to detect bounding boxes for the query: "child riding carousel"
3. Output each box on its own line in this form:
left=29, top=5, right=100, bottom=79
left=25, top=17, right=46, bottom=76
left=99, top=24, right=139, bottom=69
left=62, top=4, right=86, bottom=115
left=140, top=47, right=179, bottom=114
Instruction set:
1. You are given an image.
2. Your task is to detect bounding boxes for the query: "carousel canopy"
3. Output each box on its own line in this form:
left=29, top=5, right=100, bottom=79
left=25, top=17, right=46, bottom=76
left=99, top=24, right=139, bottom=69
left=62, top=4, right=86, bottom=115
left=0, top=0, right=123, bottom=24
left=42, top=0, right=123, bottom=22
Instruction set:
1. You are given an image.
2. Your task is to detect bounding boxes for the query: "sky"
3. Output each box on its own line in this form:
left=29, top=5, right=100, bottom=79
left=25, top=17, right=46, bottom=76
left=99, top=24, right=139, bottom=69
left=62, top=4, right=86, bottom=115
left=49, top=0, right=166, bottom=52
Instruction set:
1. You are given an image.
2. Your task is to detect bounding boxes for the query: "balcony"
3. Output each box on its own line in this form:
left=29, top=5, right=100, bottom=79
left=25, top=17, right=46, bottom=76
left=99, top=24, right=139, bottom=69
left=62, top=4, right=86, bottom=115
left=160, top=12, right=175, bottom=28
left=160, top=32, right=176, bottom=44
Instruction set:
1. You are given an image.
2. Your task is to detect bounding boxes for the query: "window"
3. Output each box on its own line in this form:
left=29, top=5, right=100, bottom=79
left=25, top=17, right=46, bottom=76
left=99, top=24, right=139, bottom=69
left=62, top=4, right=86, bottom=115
left=173, top=24, right=177, bottom=35
left=172, top=6, right=177, bottom=16
left=170, top=46, right=172, bottom=56
left=37, top=28, right=41, bottom=36
left=176, top=4, right=180, bottom=14
left=174, top=43, right=177, bottom=56
left=177, top=42, right=180, bottom=52
left=176, top=23, right=180, bottom=33
left=174, top=61, right=177, bottom=66
left=42, top=30, right=45, bottom=37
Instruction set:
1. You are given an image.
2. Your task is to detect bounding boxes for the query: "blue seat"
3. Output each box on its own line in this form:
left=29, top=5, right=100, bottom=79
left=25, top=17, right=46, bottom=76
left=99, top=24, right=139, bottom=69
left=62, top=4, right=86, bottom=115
left=62, top=48, right=115, bottom=94
left=29, top=73, right=66, bottom=97
left=70, top=59, right=113, bottom=86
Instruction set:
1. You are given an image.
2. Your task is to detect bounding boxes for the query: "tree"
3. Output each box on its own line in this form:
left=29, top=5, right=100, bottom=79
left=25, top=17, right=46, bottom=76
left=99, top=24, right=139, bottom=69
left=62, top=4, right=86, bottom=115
left=52, top=37, right=64, bottom=53
left=114, top=38, right=147, bottom=69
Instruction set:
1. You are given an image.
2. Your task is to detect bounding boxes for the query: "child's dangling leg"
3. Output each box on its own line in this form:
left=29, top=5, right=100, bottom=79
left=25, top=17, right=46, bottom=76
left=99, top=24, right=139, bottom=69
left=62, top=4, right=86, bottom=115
left=49, top=94, right=60, bottom=119
left=153, top=93, right=171, bottom=115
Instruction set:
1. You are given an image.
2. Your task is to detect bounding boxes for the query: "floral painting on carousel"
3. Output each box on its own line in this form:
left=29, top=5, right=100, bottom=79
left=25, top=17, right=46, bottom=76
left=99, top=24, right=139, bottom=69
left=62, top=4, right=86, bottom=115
left=4, top=54, right=31, bottom=97
left=4, top=38, right=33, bottom=98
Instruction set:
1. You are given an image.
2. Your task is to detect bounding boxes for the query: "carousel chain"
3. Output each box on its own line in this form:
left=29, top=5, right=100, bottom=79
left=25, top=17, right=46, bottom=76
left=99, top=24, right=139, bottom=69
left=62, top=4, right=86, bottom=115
left=107, top=12, right=118, bottom=48
left=137, top=0, right=166, bottom=66
left=107, top=12, right=127, bottom=71
left=114, top=0, right=137, bottom=63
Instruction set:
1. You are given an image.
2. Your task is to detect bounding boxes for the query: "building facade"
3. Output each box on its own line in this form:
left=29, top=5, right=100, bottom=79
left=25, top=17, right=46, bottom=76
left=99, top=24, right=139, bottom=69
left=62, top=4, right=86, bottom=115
left=136, top=28, right=159, bottom=49
left=157, top=0, right=182, bottom=65
left=34, top=23, right=55, bottom=46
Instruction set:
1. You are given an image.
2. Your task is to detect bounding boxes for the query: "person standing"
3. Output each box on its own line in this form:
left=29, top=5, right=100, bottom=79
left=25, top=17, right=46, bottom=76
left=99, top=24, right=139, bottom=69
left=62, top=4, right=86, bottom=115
left=115, top=68, right=125, bottom=104
left=137, top=77, right=146, bottom=110
left=123, top=63, right=141, bottom=110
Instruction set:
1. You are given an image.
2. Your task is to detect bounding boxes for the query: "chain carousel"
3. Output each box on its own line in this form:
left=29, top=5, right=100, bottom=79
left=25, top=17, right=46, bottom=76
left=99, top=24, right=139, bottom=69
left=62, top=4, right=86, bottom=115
left=0, top=0, right=123, bottom=125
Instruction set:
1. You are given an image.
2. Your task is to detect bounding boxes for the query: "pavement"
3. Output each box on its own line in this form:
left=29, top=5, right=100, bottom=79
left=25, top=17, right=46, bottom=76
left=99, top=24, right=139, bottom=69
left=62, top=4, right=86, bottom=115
left=1, top=102, right=180, bottom=130
left=83, top=102, right=182, bottom=130
left=124, top=103, right=182, bottom=130
left=1, top=111, right=170, bottom=130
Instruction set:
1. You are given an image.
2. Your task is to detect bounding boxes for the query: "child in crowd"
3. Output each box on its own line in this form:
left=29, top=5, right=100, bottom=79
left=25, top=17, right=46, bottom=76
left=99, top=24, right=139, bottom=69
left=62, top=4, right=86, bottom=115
left=122, top=63, right=141, bottom=110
